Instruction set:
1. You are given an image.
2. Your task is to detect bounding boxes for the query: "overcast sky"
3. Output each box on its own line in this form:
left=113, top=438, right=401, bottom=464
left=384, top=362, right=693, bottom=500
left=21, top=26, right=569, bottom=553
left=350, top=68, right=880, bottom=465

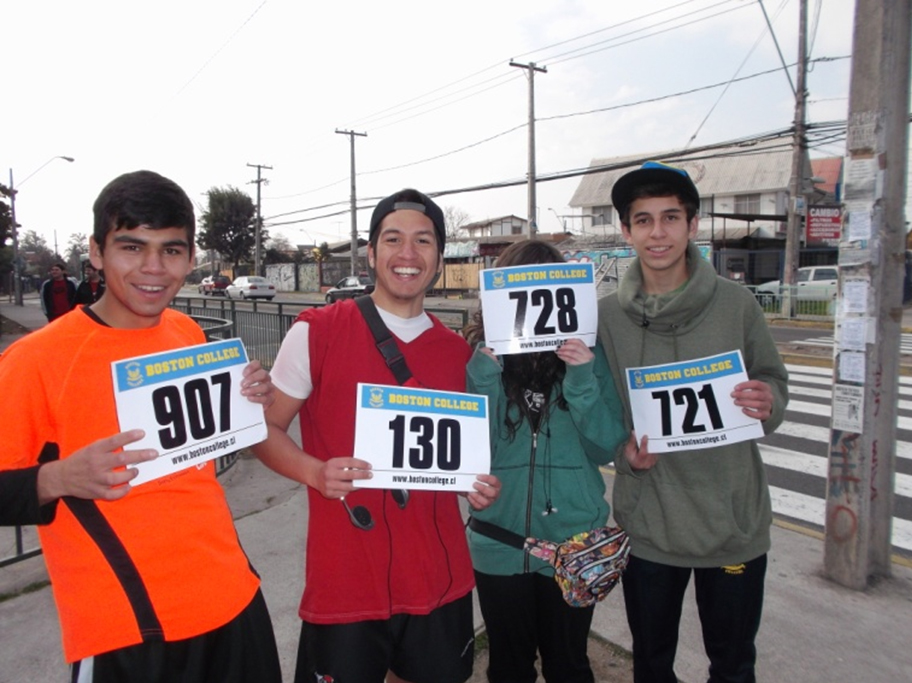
left=5, top=0, right=875, bottom=256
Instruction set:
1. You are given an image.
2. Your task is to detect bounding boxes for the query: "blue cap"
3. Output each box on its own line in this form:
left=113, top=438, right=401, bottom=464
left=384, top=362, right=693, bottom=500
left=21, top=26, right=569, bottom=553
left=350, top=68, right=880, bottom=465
left=611, top=161, right=700, bottom=217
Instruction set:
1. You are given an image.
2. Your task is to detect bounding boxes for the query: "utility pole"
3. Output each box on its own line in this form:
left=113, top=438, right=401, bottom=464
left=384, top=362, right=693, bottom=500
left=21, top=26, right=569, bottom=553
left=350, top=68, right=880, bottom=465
left=8, top=169, right=22, bottom=306
left=336, top=128, right=367, bottom=276
left=247, top=163, right=272, bottom=277
left=824, top=0, right=911, bottom=589
left=781, top=0, right=809, bottom=318
left=7, top=156, right=75, bottom=306
left=510, top=60, right=547, bottom=238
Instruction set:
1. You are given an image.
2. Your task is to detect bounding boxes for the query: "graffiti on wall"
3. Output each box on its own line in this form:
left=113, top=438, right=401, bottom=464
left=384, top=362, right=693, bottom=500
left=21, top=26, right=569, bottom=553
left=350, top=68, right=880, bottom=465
left=265, top=263, right=296, bottom=291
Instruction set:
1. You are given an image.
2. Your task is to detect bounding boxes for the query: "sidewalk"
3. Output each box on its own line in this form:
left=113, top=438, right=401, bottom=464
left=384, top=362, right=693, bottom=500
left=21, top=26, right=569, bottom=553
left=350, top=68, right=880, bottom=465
left=2, top=294, right=912, bottom=682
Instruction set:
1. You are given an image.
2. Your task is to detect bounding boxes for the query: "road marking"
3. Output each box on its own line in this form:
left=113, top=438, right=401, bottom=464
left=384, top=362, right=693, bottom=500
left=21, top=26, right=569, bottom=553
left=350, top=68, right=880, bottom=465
left=760, top=443, right=912, bottom=498
left=768, top=421, right=912, bottom=461
left=769, top=485, right=912, bottom=554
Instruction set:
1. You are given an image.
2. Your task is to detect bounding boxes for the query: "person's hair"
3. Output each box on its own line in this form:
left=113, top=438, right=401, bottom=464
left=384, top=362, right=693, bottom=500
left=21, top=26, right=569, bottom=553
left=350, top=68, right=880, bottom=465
left=464, top=239, right=569, bottom=440
left=619, top=182, right=699, bottom=226
left=92, top=170, right=195, bottom=255
left=51, top=262, right=67, bottom=271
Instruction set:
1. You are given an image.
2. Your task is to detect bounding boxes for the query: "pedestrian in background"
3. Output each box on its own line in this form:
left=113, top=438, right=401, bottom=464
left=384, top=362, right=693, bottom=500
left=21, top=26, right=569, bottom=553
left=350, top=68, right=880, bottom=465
left=75, top=262, right=105, bottom=304
left=597, top=161, right=789, bottom=683
left=464, top=239, right=628, bottom=683
left=40, top=262, right=77, bottom=321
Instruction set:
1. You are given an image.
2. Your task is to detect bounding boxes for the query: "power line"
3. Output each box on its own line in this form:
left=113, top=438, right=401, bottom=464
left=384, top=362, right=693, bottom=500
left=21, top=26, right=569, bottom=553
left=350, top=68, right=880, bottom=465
left=546, top=1, right=749, bottom=66
left=294, top=0, right=754, bottom=162
left=173, top=1, right=268, bottom=97
left=266, top=57, right=847, bottom=215
left=266, top=125, right=838, bottom=229
left=684, top=0, right=791, bottom=148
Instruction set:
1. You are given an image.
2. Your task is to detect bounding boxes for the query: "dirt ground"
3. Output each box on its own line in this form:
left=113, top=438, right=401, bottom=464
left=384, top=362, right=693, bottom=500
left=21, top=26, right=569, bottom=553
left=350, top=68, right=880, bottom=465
left=468, top=633, right=634, bottom=683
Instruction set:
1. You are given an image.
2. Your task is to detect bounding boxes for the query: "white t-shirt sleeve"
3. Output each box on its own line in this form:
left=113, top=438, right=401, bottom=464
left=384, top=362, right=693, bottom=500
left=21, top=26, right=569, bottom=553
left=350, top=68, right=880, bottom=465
left=270, top=321, right=313, bottom=400
left=270, top=308, right=433, bottom=401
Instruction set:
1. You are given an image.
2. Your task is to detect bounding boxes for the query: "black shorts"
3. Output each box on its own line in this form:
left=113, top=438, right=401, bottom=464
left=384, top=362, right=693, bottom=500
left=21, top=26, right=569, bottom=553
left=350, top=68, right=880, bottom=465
left=294, top=592, right=475, bottom=683
left=71, top=589, right=281, bottom=683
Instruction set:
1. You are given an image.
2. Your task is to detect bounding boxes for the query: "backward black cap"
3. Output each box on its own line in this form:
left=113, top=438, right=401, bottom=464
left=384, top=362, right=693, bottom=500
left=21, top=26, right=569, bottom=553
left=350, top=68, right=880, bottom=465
left=369, top=189, right=446, bottom=253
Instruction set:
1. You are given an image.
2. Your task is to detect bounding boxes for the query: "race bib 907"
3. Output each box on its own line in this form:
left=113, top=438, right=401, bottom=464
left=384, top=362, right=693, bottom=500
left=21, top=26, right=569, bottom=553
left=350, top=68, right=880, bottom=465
left=112, top=339, right=267, bottom=485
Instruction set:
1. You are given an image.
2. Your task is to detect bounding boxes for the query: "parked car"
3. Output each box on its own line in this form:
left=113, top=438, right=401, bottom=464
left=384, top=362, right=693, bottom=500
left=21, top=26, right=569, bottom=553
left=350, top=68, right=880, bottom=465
left=325, top=275, right=374, bottom=303
left=755, top=266, right=838, bottom=304
left=225, top=276, right=276, bottom=300
left=198, top=275, right=231, bottom=296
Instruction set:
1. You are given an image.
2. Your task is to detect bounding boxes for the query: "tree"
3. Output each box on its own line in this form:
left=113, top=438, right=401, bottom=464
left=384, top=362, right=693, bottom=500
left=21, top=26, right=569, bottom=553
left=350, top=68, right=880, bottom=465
left=443, top=205, right=471, bottom=240
left=197, top=187, right=264, bottom=271
left=0, top=183, right=12, bottom=248
left=0, top=184, right=12, bottom=291
left=66, top=232, right=89, bottom=274
left=20, top=230, right=57, bottom=279
left=264, top=234, right=295, bottom=265
left=311, top=241, right=331, bottom=263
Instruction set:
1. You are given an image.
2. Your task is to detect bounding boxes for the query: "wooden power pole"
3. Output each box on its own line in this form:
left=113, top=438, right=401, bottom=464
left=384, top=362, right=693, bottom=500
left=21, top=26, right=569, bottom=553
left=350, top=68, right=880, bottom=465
left=781, top=0, right=809, bottom=318
left=336, top=128, right=367, bottom=276
left=247, top=162, right=272, bottom=276
left=824, top=0, right=911, bottom=588
left=510, top=60, right=546, bottom=238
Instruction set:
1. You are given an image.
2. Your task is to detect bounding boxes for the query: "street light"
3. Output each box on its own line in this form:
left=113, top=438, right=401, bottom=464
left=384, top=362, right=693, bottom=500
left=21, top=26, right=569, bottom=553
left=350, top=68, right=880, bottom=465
left=548, top=208, right=566, bottom=231
left=8, top=156, right=75, bottom=306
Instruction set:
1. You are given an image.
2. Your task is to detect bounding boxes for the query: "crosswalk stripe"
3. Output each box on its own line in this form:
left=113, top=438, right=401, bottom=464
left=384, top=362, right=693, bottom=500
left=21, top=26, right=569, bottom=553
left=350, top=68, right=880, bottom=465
left=769, top=486, right=912, bottom=553
left=759, top=444, right=912, bottom=498
left=785, top=399, right=912, bottom=431
left=792, top=334, right=912, bottom=354
left=786, top=384, right=912, bottom=412
left=769, top=485, right=912, bottom=553
left=786, top=364, right=912, bottom=387
left=769, top=421, right=912, bottom=461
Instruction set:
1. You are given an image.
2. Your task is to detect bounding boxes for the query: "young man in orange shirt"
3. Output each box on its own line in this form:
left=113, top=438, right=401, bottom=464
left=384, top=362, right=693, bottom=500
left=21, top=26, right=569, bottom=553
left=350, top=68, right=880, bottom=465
left=0, top=170, right=281, bottom=682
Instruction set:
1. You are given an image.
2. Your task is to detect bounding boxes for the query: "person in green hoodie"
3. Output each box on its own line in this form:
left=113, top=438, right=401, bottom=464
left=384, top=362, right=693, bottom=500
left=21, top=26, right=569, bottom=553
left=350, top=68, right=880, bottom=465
left=597, top=161, right=789, bottom=683
left=465, top=239, right=628, bottom=683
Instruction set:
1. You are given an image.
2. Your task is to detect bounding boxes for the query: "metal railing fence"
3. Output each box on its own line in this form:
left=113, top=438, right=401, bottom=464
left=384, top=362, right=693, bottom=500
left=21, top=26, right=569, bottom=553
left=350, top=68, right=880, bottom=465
left=170, top=296, right=470, bottom=369
left=745, top=285, right=836, bottom=321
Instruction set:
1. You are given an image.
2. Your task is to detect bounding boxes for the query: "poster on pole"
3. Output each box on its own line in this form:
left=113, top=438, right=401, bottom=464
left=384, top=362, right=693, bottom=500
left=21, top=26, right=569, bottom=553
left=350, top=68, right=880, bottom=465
left=479, top=262, right=596, bottom=355
left=112, top=339, right=267, bottom=486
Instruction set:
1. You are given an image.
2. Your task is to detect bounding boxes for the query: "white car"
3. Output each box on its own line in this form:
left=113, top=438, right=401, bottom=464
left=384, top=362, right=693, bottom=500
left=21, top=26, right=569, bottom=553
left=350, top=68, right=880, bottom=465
left=225, top=276, right=276, bottom=301
left=755, top=266, right=838, bottom=303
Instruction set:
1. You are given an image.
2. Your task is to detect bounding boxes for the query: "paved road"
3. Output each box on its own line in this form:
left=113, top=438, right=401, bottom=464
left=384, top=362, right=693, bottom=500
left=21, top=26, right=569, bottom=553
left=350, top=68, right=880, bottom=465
left=759, top=363, right=912, bottom=556
left=784, top=331, right=912, bottom=355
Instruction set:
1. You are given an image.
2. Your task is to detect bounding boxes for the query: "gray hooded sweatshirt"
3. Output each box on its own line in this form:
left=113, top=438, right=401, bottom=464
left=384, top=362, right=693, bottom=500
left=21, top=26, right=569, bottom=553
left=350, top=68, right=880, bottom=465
left=597, top=242, right=789, bottom=567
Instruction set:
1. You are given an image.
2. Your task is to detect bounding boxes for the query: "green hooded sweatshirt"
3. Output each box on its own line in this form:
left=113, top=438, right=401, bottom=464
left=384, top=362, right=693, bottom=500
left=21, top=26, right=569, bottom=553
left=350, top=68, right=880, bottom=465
left=597, top=242, right=789, bottom=568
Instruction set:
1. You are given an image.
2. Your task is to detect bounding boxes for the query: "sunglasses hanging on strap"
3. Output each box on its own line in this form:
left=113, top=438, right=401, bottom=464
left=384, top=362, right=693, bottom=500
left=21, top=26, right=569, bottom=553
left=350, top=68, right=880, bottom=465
left=355, top=295, right=412, bottom=509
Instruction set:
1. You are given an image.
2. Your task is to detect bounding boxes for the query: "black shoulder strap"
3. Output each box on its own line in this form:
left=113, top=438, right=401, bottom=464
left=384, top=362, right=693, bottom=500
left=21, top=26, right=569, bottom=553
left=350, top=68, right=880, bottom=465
left=468, top=516, right=527, bottom=550
left=355, top=295, right=413, bottom=385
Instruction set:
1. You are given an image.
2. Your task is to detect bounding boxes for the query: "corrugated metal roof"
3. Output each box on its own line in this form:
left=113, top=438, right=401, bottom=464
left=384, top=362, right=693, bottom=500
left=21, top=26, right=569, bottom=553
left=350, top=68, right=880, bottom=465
left=569, top=139, right=794, bottom=208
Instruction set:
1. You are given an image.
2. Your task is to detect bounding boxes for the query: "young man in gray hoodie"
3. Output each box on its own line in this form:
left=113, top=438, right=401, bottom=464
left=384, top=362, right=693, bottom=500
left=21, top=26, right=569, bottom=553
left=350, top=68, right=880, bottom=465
left=597, top=162, right=789, bottom=683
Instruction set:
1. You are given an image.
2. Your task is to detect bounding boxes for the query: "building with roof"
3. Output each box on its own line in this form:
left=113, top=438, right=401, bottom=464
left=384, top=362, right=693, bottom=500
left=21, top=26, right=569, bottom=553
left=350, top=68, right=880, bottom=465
left=566, top=139, right=842, bottom=285
left=462, top=214, right=530, bottom=238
